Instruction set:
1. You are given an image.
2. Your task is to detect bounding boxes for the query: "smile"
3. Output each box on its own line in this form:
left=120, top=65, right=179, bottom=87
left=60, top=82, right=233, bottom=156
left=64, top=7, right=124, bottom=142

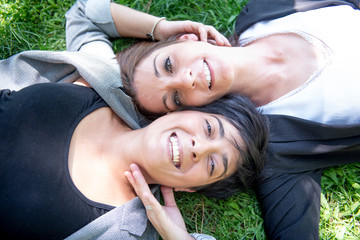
left=169, top=133, right=180, bottom=169
left=203, top=60, right=212, bottom=89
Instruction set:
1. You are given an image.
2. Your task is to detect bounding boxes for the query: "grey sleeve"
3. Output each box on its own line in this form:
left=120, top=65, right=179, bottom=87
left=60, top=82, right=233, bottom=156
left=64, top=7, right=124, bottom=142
left=65, top=0, right=120, bottom=71
left=65, top=0, right=119, bottom=57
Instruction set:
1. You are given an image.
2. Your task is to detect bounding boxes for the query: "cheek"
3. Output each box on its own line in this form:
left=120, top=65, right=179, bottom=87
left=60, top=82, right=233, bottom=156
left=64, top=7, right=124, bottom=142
left=178, top=169, right=211, bottom=188
left=134, top=82, right=167, bottom=113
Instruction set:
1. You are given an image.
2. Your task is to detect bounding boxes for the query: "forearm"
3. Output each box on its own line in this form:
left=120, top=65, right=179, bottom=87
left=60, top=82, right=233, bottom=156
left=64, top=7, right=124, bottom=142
left=110, top=3, right=162, bottom=40
left=65, top=0, right=162, bottom=55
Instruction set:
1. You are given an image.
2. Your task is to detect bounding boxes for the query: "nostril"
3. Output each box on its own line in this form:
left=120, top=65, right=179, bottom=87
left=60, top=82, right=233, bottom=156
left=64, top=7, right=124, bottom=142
left=192, top=140, right=195, bottom=146
left=193, top=153, right=196, bottom=158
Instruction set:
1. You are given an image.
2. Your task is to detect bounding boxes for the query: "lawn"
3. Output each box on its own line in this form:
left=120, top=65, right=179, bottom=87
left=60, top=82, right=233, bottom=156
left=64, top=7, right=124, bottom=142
left=1, top=0, right=359, bottom=239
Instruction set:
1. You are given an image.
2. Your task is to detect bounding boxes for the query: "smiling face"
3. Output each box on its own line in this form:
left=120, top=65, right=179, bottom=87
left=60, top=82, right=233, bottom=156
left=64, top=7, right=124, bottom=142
left=138, top=110, right=242, bottom=189
left=133, top=41, right=235, bottom=114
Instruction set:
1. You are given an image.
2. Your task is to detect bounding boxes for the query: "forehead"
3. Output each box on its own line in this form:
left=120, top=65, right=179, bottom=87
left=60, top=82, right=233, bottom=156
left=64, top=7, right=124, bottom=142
left=137, top=40, right=203, bottom=68
left=191, top=112, right=243, bottom=176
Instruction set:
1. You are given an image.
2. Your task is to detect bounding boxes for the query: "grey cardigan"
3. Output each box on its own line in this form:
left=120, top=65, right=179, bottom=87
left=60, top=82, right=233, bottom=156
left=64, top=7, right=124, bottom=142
left=0, top=0, right=215, bottom=239
left=0, top=50, right=144, bottom=130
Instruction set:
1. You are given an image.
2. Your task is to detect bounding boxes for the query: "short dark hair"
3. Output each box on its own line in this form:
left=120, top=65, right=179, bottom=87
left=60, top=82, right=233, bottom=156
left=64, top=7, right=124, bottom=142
left=183, top=94, right=268, bottom=199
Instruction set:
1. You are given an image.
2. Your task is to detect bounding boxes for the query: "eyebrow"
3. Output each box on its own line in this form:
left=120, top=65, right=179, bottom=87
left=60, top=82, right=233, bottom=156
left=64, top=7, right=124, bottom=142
left=153, top=54, right=160, bottom=78
left=213, top=115, right=225, bottom=137
left=211, top=115, right=228, bottom=178
left=154, top=54, right=171, bottom=111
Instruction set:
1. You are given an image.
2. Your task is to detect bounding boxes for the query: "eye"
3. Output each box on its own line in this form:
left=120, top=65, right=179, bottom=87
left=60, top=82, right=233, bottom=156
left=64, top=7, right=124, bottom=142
left=164, top=57, right=172, bottom=73
left=173, top=91, right=181, bottom=106
left=209, top=156, right=215, bottom=176
left=205, top=120, right=212, bottom=137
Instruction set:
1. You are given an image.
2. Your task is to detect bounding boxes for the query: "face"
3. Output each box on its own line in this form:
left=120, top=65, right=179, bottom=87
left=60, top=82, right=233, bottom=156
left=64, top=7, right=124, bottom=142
left=133, top=41, right=235, bottom=114
left=138, top=111, right=242, bottom=189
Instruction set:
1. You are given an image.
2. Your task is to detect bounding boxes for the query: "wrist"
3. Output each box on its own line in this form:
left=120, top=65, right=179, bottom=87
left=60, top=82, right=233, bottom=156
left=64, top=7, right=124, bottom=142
left=146, top=17, right=166, bottom=41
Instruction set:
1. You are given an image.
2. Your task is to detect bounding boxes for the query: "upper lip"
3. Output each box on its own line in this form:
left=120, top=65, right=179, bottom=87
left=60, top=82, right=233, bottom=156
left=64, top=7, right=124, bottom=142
left=169, top=133, right=181, bottom=169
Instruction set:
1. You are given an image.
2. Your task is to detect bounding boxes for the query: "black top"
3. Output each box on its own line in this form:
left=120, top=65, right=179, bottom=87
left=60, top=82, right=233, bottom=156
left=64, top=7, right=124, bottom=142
left=0, top=83, right=113, bottom=239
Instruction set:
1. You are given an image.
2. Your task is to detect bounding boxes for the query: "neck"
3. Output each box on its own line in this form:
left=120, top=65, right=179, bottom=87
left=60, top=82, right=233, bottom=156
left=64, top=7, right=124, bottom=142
left=69, top=107, right=144, bottom=206
left=109, top=128, right=157, bottom=185
left=224, top=43, right=280, bottom=106
left=228, top=33, right=322, bottom=106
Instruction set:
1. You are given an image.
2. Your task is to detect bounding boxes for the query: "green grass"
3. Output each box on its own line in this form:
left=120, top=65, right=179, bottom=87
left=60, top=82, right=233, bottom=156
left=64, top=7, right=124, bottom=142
left=1, top=0, right=359, bottom=239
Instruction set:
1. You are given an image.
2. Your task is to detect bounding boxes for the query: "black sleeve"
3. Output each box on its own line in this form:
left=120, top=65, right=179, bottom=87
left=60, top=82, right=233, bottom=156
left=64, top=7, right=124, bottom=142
left=266, top=114, right=360, bottom=173
left=255, top=170, right=322, bottom=240
left=257, top=114, right=360, bottom=239
left=235, top=0, right=360, bottom=36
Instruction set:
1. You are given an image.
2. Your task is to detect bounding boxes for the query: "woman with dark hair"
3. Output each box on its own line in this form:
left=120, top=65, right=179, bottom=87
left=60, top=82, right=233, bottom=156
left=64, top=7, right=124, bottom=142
left=3, top=0, right=359, bottom=239
left=1, top=0, right=256, bottom=239
left=67, top=0, right=360, bottom=239
left=0, top=82, right=268, bottom=239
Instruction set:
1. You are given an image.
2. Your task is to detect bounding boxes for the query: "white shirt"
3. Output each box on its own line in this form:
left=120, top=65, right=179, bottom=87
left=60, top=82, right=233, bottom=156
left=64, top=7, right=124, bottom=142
left=239, top=5, right=360, bottom=125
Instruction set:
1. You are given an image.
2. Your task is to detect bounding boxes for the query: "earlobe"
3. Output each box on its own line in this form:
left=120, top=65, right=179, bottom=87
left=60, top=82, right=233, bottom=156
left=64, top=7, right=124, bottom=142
left=177, top=34, right=199, bottom=42
left=174, top=188, right=196, bottom=192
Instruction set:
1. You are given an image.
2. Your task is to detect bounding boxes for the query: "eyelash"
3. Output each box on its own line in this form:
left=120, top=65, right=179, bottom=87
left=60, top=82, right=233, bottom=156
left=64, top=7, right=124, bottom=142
left=206, top=120, right=212, bottom=137
left=210, top=157, right=215, bottom=176
left=164, top=57, right=172, bottom=73
left=164, top=57, right=180, bottom=107
left=173, top=91, right=181, bottom=106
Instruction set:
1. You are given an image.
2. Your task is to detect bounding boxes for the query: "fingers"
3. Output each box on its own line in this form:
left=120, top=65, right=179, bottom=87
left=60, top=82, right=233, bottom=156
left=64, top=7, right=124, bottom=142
left=124, top=164, right=159, bottom=209
left=193, top=22, right=208, bottom=43
left=161, top=186, right=177, bottom=208
left=204, top=25, right=231, bottom=46
left=125, top=165, right=191, bottom=239
left=187, top=21, right=231, bottom=47
left=158, top=20, right=231, bottom=47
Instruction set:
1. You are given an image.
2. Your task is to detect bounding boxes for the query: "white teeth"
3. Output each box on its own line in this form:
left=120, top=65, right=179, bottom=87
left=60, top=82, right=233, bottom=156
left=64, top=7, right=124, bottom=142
left=170, top=136, right=180, bottom=168
left=203, top=61, right=212, bottom=88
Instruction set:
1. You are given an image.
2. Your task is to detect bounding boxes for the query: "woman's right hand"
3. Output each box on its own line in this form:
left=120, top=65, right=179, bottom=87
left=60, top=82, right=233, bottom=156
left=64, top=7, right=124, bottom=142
left=125, top=164, right=194, bottom=240
left=155, top=20, right=231, bottom=46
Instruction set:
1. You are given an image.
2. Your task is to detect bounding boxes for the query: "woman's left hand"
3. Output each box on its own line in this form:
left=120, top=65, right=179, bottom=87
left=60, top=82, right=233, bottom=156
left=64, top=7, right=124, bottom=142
left=125, top=164, right=193, bottom=240
left=155, top=20, right=231, bottom=46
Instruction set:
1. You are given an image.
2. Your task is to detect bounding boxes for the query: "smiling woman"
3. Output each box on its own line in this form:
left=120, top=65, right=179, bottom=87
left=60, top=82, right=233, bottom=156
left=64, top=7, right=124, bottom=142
left=0, top=82, right=268, bottom=239
left=117, top=34, right=235, bottom=116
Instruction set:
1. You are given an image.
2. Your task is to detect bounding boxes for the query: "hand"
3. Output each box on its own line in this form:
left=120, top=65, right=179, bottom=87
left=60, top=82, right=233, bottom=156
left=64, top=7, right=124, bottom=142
left=125, top=164, right=194, bottom=240
left=155, top=20, right=231, bottom=46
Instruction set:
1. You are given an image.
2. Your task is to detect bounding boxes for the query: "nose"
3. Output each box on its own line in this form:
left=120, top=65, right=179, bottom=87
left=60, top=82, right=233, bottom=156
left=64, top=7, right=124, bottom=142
left=173, top=68, right=195, bottom=90
left=191, top=137, right=219, bottom=162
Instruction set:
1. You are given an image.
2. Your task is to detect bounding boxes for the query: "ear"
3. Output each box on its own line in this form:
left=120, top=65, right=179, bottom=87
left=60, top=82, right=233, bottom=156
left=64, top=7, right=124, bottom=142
left=177, top=34, right=199, bottom=42
left=174, top=187, right=196, bottom=193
